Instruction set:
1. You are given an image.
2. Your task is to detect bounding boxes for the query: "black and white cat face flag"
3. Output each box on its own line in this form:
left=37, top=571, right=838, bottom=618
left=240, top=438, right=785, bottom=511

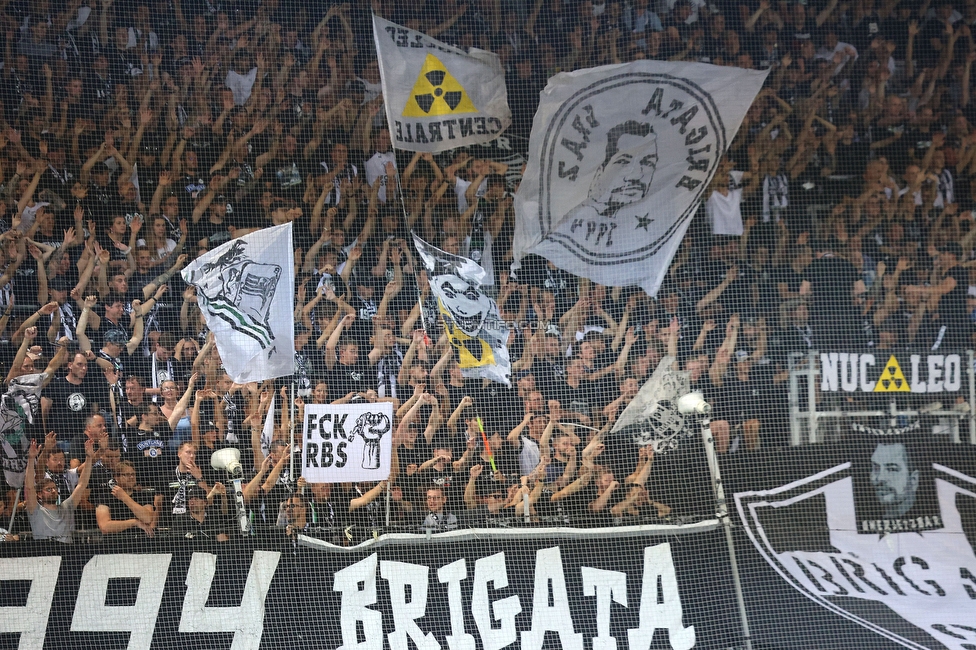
left=413, top=233, right=511, bottom=386
left=513, top=60, right=768, bottom=296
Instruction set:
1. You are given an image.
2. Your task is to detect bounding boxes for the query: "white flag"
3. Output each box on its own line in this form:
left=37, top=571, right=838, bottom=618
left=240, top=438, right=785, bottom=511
left=372, top=15, right=511, bottom=152
left=612, top=355, right=691, bottom=454
left=181, top=223, right=295, bottom=383
left=413, top=233, right=512, bottom=386
left=513, top=60, right=768, bottom=295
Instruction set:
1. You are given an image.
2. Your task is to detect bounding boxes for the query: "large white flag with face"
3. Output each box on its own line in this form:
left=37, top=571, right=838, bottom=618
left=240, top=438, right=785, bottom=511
left=372, top=14, right=511, bottom=152
left=182, top=223, right=295, bottom=383
left=513, top=60, right=767, bottom=295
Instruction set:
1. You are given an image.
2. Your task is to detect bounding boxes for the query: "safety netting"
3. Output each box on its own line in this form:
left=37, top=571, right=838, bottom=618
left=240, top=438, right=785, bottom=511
left=2, top=0, right=976, bottom=649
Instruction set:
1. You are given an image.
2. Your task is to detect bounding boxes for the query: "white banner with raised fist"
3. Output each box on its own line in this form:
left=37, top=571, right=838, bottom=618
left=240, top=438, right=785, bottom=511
left=301, top=402, right=394, bottom=483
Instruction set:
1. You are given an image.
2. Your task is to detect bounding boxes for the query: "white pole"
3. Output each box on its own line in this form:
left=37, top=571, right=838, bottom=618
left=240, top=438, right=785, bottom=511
left=788, top=356, right=801, bottom=446
left=700, top=414, right=753, bottom=650
left=289, top=382, right=296, bottom=482
left=968, top=349, right=975, bottom=445
left=807, top=350, right=818, bottom=444
left=231, top=477, right=250, bottom=535
left=7, top=487, right=20, bottom=537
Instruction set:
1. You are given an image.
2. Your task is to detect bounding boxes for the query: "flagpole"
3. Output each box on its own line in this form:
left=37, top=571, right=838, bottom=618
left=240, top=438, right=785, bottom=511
left=6, top=487, right=19, bottom=538
left=373, top=6, right=441, bottom=346
left=374, top=54, right=422, bottom=527
left=698, top=411, right=754, bottom=650
left=289, top=381, right=296, bottom=482
left=387, top=134, right=442, bottom=354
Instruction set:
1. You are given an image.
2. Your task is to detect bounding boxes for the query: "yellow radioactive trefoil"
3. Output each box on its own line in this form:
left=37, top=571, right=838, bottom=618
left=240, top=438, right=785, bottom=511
left=873, top=355, right=911, bottom=392
left=403, top=53, right=478, bottom=117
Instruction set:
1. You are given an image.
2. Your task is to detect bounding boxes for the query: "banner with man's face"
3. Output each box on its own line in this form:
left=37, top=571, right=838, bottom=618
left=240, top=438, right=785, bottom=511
left=413, top=233, right=511, bottom=386
left=513, top=60, right=768, bottom=295
left=731, top=433, right=976, bottom=650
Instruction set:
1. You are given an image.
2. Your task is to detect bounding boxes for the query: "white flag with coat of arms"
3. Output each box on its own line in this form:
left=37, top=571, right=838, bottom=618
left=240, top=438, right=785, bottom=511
left=182, top=223, right=295, bottom=383
left=372, top=14, right=511, bottom=152
left=513, top=60, right=768, bottom=295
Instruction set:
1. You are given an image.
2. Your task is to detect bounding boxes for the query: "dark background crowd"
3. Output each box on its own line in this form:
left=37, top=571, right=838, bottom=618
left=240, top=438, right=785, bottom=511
left=1, top=0, right=975, bottom=544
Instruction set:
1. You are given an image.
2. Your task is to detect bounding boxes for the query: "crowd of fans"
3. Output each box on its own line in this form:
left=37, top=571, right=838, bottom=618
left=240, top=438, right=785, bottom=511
left=1, top=0, right=976, bottom=544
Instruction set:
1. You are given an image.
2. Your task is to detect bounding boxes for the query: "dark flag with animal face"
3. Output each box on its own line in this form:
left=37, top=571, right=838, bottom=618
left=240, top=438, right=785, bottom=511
left=412, top=233, right=511, bottom=386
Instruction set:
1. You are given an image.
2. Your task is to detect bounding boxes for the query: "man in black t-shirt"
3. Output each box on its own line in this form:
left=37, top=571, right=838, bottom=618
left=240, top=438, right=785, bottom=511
left=174, top=484, right=231, bottom=541
left=124, top=405, right=171, bottom=491
left=271, top=135, right=312, bottom=203
left=42, top=352, right=106, bottom=449
left=95, top=460, right=158, bottom=538
left=923, top=243, right=971, bottom=351
left=461, top=463, right=512, bottom=527
left=807, top=246, right=862, bottom=350
left=130, top=332, right=189, bottom=400
left=191, top=195, right=234, bottom=250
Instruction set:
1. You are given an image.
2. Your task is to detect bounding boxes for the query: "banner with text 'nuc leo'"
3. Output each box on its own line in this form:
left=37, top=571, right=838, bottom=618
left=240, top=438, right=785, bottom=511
left=819, top=351, right=968, bottom=394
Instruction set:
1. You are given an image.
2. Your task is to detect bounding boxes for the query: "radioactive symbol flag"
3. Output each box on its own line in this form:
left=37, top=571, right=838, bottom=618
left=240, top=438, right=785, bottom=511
left=373, top=15, right=511, bottom=152
left=403, top=54, right=478, bottom=117
left=873, top=355, right=911, bottom=392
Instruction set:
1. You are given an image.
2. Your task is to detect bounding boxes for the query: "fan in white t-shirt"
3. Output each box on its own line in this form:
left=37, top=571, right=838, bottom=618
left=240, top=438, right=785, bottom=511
left=706, top=159, right=757, bottom=237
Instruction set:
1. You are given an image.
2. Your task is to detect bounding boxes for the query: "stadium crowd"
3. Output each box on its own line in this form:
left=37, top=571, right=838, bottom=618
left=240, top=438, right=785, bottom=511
left=1, top=0, right=975, bottom=544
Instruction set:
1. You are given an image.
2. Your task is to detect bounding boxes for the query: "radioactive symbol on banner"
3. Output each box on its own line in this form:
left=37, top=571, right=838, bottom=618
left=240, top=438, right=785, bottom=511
left=874, top=355, right=911, bottom=392
left=402, top=53, right=478, bottom=117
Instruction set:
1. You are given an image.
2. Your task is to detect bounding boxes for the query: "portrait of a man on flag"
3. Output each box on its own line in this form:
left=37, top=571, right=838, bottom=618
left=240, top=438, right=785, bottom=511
left=575, top=120, right=659, bottom=227
left=513, top=60, right=768, bottom=295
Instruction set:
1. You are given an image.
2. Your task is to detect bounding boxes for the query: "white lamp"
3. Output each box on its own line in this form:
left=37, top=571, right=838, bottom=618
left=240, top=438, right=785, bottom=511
left=210, top=447, right=249, bottom=534
left=677, top=391, right=711, bottom=415
left=211, top=447, right=243, bottom=477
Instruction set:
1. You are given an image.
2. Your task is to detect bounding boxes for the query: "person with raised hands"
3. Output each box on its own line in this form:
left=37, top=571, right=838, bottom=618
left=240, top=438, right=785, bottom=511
left=25, top=436, right=94, bottom=543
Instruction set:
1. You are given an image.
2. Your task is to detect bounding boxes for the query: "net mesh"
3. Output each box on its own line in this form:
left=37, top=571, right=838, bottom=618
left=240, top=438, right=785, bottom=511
left=2, top=0, right=976, bottom=649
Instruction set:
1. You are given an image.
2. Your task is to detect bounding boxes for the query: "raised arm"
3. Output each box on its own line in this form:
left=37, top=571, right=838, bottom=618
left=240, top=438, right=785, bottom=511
left=166, top=373, right=199, bottom=430
left=24, top=439, right=41, bottom=514
left=324, top=313, right=355, bottom=370
left=143, top=254, right=187, bottom=299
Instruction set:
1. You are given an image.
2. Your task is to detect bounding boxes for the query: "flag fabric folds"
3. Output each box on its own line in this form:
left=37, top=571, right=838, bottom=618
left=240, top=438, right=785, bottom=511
left=372, top=14, right=511, bottom=152
left=513, top=60, right=768, bottom=296
left=604, top=355, right=692, bottom=479
left=611, top=355, right=692, bottom=454
left=182, top=223, right=296, bottom=384
left=412, top=233, right=512, bottom=386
